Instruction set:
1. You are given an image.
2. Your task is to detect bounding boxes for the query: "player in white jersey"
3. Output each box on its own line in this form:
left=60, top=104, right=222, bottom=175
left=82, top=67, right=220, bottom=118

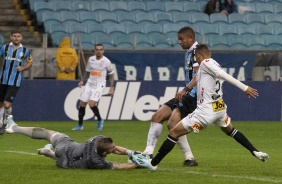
left=140, top=44, right=269, bottom=171
left=72, top=44, right=114, bottom=131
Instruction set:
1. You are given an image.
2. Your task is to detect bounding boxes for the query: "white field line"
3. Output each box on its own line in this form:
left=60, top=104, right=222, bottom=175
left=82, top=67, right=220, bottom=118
left=1, top=150, right=282, bottom=183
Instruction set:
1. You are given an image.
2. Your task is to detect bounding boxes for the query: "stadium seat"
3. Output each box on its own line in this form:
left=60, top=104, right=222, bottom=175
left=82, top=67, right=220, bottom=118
left=191, top=13, right=209, bottom=25
left=264, top=0, right=282, bottom=3
left=109, top=1, right=128, bottom=14
left=28, top=0, right=44, bottom=13
left=146, top=1, right=165, bottom=13
left=33, top=1, right=54, bottom=25
left=88, top=23, right=106, bottom=35
left=172, top=12, right=192, bottom=25
left=237, top=3, right=256, bottom=14
left=135, top=13, right=155, bottom=25
left=246, top=35, right=265, bottom=49
left=136, top=34, right=153, bottom=49
left=183, top=2, right=202, bottom=13
left=209, top=13, right=228, bottom=25
left=81, top=42, right=94, bottom=50
left=256, top=25, right=275, bottom=36
left=49, top=23, right=68, bottom=34
left=106, top=23, right=126, bottom=36
left=98, top=12, right=118, bottom=25
left=60, top=12, right=80, bottom=25
left=154, top=12, right=173, bottom=25
left=265, top=35, right=282, bottom=49
left=255, top=3, right=273, bottom=15
left=42, top=11, right=61, bottom=33
left=151, top=34, right=172, bottom=48
left=228, top=35, right=248, bottom=49
left=72, top=1, right=90, bottom=12
left=237, top=25, right=256, bottom=35
left=67, top=23, right=87, bottom=34
left=127, top=1, right=146, bottom=13
left=79, top=12, right=99, bottom=24
left=218, top=25, right=237, bottom=36
left=264, top=14, right=282, bottom=26
left=207, top=35, right=230, bottom=50
left=164, top=2, right=183, bottom=13
left=144, top=24, right=163, bottom=36
left=94, top=34, right=115, bottom=48
left=53, top=1, right=72, bottom=13
left=245, top=14, right=265, bottom=26
left=117, top=12, right=136, bottom=25
left=274, top=27, right=282, bottom=36
left=114, top=34, right=134, bottom=49
left=274, top=4, right=282, bottom=14
left=163, top=23, right=182, bottom=37
left=125, top=24, right=145, bottom=36
left=228, top=14, right=247, bottom=25
left=190, top=25, right=200, bottom=35
left=200, top=24, right=219, bottom=36
left=91, top=1, right=109, bottom=13
left=51, top=32, right=69, bottom=47
left=80, top=33, right=95, bottom=49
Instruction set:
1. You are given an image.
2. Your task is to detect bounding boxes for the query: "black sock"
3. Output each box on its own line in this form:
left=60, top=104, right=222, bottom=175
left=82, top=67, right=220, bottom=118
left=91, top=106, right=101, bottom=121
left=151, top=135, right=178, bottom=166
left=228, top=128, right=258, bottom=155
left=78, top=106, right=85, bottom=126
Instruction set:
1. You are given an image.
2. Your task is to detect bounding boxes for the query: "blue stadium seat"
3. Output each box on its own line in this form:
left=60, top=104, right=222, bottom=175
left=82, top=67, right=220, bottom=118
left=33, top=1, right=54, bottom=25
left=144, top=24, right=163, bottom=36
left=127, top=1, right=146, bottom=13
left=256, top=3, right=273, bottom=15
left=114, top=34, right=134, bottom=49
left=42, top=11, right=61, bottom=32
left=218, top=25, right=237, bottom=36
left=88, top=23, right=106, bottom=35
left=51, top=32, right=69, bottom=47
left=245, top=14, right=265, bottom=26
left=200, top=24, right=219, bottom=36
left=28, top=0, right=44, bottom=13
left=237, top=25, right=256, bottom=35
left=191, top=13, right=209, bottom=25
left=49, top=23, right=68, bottom=34
left=94, top=34, right=115, bottom=48
left=228, top=35, right=248, bottom=49
left=151, top=34, right=172, bottom=48
left=117, top=12, right=136, bottom=26
left=98, top=12, right=118, bottom=26
left=256, top=25, right=275, bottom=36
left=163, top=23, right=182, bottom=37
left=106, top=23, right=126, bottom=36
left=125, top=24, right=144, bottom=35
left=275, top=27, right=282, bottom=36
left=164, top=2, right=183, bottom=13
left=67, top=23, right=87, bottom=34
left=265, top=35, right=282, bottom=49
left=109, top=1, right=128, bottom=14
left=135, top=13, right=154, bottom=25
left=246, top=35, right=265, bottom=49
left=136, top=34, right=153, bottom=49
left=154, top=12, right=173, bottom=25
left=146, top=1, right=165, bottom=13
left=172, top=12, right=192, bottom=25
left=264, top=14, right=282, bottom=26
left=183, top=2, right=201, bottom=13
left=190, top=25, right=200, bottom=35
left=207, top=35, right=229, bottom=50
left=81, top=42, right=94, bottom=50
left=53, top=1, right=72, bottom=13
left=91, top=1, right=109, bottom=13
left=237, top=3, right=256, bottom=14
left=61, top=12, right=80, bottom=25
left=274, top=4, right=282, bottom=14
left=79, top=12, right=99, bottom=24
left=72, top=1, right=90, bottom=12
left=209, top=13, right=228, bottom=25
left=264, top=0, right=282, bottom=3
left=228, top=14, right=247, bottom=25
left=80, top=33, right=95, bottom=49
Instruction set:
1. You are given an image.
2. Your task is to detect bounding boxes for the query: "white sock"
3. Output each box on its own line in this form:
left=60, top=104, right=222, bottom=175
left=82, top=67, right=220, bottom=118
left=0, top=107, right=4, bottom=126
left=143, top=122, right=163, bottom=155
left=4, top=107, right=12, bottom=118
left=177, top=135, right=195, bottom=160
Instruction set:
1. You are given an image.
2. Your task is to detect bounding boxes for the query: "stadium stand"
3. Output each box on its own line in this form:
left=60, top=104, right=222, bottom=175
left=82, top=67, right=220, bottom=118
left=53, top=1, right=72, bottom=13
left=117, top=12, right=136, bottom=25
left=264, top=14, right=282, bottom=26
left=127, top=1, right=146, bottom=13
left=114, top=34, right=134, bottom=49
left=164, top=2, right=183, bottom=13
left=146, top=1, right=165, bottom=13
left=209, top=13, right=228, bottom=25
left=154, top=12, right=173, bottom=25
left=72, top=1, right=91, bottom=12
left=183, top=2, right=202, bottom=13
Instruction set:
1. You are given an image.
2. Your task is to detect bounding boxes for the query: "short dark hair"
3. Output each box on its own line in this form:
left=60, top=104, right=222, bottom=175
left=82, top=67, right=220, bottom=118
left=195, top=44, right=210, bottom=55
left=11, top=30, right=21, bottom=35
left=96, top=137, right=113, bottom=156
left=95, top=43, right=104, bottom=48
left=178, top=26, right=195, bottom=39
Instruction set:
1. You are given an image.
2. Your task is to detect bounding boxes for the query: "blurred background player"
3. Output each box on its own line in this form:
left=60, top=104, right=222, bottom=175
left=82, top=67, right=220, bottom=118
left=0, top=30, right=32, bottom=135
left=72, top=44, right=114, bottom=131
left=143, top=27, right=199, bottom=167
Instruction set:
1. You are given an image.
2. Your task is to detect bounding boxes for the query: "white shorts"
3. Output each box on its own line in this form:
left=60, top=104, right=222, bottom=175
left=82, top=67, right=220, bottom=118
left=79, top=81, right=105, bottom=102
left=181, top=108, right=231, bottom=134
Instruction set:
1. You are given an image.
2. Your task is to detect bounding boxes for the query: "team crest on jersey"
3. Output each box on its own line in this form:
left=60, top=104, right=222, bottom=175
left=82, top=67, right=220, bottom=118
left=20, top=52, right=23, bottom=57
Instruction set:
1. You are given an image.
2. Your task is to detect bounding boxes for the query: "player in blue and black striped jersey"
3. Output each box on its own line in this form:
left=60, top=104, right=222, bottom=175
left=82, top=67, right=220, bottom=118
left=0, top=30, right=32, bottom=134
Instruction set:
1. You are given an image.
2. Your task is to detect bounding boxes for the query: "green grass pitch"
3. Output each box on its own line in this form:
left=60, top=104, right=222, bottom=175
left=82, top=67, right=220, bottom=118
left=1, top=121, right=281, bottom=184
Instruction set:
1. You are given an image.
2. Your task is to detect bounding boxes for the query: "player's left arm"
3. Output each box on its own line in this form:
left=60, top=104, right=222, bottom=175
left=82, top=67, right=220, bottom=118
left=218, top=70, right=258, bottom=98
left=108, top=73, right=114, bottom=96
left=17, top=51, right=32, bottom=72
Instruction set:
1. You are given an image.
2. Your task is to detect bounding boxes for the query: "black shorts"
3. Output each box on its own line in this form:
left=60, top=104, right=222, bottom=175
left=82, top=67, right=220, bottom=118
left=164, top=94, right=197, bottom=119
left=0, top=84, right=20, bottom=103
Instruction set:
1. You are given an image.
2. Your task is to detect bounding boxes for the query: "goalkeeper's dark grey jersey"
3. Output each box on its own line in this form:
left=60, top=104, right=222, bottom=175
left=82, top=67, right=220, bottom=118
left=55, top=135, right=113, bottom=169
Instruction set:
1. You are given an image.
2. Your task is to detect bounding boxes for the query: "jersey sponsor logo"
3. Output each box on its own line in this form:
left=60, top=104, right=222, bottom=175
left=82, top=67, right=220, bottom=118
left=212, top=98, right=226, bottom=112
left=5, top=56, right=22, bottom=62
left=90, top=70, right=102, bottom=76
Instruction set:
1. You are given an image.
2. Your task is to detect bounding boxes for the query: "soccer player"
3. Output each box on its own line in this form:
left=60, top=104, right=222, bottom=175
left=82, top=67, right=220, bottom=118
left=143, top=26, right=199, bottom=166
left=143, top=44, right=269, bottom=171
left=5, top=115, right=146, bottom=169
left=72, top=44, right=114, bottom=131
left=0, top=30, right=32, bottom=135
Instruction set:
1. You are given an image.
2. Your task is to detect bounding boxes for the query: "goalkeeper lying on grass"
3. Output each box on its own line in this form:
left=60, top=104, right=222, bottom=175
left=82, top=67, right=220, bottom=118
left=5, top=115, right=149, bottom=170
